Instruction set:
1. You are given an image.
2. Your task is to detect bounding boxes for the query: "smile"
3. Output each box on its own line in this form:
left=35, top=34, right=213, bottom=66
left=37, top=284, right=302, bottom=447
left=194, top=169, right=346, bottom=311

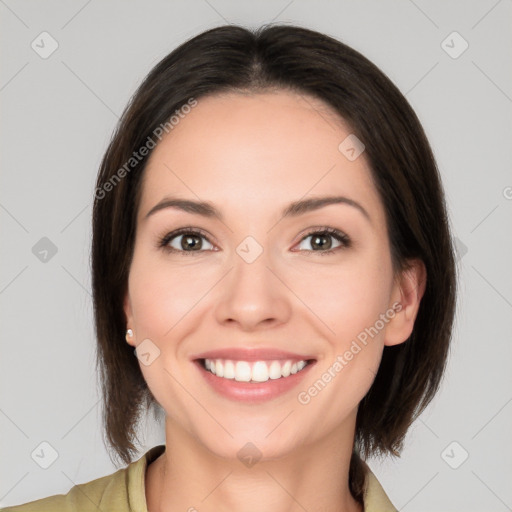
left=202, top=358, right=310, bottom=383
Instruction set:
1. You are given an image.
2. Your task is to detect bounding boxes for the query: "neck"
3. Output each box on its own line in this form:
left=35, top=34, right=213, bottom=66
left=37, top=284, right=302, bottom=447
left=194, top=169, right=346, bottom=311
left=146, top=417, right=364, bottom=512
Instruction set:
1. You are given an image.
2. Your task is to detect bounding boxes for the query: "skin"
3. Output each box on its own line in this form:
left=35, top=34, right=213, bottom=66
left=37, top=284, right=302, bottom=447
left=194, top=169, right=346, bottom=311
left=124, top=90, right=425, bottom=512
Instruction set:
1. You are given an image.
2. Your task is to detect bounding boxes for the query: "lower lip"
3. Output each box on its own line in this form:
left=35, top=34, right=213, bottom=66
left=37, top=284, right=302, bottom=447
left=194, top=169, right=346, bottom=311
left=194, top=360, right=316, bottom=403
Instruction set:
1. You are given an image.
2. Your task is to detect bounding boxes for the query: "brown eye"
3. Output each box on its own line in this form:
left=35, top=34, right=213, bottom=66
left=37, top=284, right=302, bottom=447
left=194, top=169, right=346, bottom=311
left=159, top=228, right=215, bottom=254
left=296, top=228, right=351, bottom=255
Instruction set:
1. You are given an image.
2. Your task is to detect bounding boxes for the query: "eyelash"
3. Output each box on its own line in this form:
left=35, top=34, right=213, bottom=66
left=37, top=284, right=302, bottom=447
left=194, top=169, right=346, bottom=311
left=157, top=226, right=351, bottom=256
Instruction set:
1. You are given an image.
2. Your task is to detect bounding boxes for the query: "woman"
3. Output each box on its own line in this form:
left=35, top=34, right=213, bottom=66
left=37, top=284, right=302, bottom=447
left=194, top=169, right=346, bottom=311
left=3, top=23, right=456, bottom=512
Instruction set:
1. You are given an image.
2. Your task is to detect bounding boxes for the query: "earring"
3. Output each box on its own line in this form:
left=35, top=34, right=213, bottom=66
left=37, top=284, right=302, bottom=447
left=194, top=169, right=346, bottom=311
left=126, top=329, right=134, bottom=341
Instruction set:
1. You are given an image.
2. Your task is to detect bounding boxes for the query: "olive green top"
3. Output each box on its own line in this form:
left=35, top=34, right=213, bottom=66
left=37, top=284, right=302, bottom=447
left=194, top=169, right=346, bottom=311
left=1, top=445, right=397, bottom=511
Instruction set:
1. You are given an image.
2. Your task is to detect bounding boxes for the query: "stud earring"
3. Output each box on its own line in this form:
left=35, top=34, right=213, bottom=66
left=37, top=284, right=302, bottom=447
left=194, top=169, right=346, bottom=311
left=126, top=329, right=133, bottom=340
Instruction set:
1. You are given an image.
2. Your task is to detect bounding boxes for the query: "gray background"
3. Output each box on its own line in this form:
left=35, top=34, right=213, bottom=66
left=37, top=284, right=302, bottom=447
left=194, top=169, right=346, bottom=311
left=1, top=1, right=511, bottom=510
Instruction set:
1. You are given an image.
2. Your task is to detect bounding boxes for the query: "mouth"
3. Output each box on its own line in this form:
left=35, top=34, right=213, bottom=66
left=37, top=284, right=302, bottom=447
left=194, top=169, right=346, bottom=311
left=197, top=357, right=315, bottom=383
left=191, top=348, right=317, bottom=402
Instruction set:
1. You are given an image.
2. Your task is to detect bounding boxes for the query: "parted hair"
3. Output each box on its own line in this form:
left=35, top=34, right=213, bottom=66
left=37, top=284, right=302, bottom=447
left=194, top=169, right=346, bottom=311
left=91, top=23, right=456, bottom=504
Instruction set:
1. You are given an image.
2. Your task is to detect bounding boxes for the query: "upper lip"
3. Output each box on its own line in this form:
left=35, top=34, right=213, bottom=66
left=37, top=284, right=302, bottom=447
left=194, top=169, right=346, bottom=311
left=192, top=348, right=316, bottom=362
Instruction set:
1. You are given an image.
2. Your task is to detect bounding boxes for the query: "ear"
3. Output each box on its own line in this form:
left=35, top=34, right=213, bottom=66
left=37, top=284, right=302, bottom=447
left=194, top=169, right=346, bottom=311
left=384, top=259, right=426, bottom=347
left=124, top=293, right=136, bottom=347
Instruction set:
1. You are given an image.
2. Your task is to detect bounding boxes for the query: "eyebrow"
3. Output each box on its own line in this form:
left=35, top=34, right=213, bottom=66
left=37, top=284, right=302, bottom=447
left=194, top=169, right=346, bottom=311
left=144, top=195, right=371, bottom=223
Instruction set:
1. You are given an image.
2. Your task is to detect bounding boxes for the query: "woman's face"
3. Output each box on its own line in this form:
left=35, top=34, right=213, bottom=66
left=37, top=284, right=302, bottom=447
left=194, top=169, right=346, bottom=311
left=124, top=90, right=410, bottom=460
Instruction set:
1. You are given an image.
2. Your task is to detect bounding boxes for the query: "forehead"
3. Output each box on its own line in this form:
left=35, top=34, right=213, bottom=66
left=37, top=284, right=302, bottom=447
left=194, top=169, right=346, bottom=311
left=137, top=91, right=383, bottom=225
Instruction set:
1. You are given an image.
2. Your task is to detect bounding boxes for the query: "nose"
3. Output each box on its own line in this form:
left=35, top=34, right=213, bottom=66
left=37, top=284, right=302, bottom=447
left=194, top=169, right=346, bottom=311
left=214, top=243, right=292, bottom=331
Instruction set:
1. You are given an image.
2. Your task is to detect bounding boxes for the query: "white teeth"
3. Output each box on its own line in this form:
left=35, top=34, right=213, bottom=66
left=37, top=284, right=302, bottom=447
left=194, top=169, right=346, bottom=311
left=235, top=361, right=252, bottom=382
left=215, top=360, right=223, bottom=378
left=202, top=358, right=309, bottom=382
left=268, top=360, right=282, bottom=379
left=223, top=360, right=235, bottom=379
left=251, top=361, right=269, bottom=382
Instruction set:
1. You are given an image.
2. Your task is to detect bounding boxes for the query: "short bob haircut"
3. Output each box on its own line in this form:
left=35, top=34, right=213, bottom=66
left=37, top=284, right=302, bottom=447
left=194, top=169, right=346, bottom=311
left=91, top=23, right=456, bottom=502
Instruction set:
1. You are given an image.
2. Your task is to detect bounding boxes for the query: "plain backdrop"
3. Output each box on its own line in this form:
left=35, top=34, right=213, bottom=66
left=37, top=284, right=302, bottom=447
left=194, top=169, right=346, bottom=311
left=1, top=1, right=511, bottom=510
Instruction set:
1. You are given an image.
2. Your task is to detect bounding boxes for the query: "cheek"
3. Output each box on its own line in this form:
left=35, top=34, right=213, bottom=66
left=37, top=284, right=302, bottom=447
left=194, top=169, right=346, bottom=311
left=295, top=267, right=391, bottom=417
left=290, top=250, right=393, bottom=403
left=127, top=253, right=205, bottom=420
left=128, top=251, right=216, bottom=339
left=291, top=255, right=393, bottom=341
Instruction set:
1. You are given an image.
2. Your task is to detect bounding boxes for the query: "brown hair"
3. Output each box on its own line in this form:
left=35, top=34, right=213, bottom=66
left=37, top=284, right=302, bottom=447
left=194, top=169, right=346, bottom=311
left=91, top=23, right=456, bottom=503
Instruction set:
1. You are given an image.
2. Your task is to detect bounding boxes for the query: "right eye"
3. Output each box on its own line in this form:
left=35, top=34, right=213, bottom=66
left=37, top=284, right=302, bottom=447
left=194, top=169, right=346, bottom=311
left=158, top=228, right=216, bottom=255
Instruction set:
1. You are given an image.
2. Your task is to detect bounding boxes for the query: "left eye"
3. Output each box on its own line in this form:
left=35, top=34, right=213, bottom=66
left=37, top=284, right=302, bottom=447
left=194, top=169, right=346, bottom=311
left=296, top=229, right=350, bottom=253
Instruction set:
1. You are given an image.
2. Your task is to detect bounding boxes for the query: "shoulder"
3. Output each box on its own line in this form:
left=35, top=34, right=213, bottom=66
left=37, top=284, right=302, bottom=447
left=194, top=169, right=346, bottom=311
left=361, top=461, right=398, bottom=512
left=0, top=445, right=166, bottom=512
left=0, top=467, right=128, bottom=512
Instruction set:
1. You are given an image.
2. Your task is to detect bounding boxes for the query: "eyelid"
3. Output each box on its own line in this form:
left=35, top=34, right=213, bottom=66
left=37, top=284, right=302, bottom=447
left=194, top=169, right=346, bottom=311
left=298, top=225, right=349, bottom=240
